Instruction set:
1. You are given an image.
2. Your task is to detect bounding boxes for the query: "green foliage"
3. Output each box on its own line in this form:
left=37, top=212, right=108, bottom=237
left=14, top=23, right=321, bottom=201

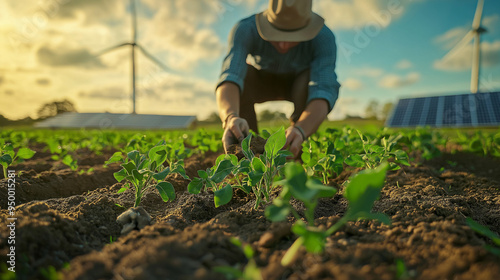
left=237, top=128, right=293, bottom=209
left=301, top=139, right=344, bottom=184
left=267, top=162, right=390, bottom=266
left=107, top=140, right=189, bottom=207
left=190, top=128, right=222, bottom=153
left=0, top=143, right=36, bottom=177
left=187, top=154, right=237, bottom=207
left=344, top=130, right=410, bottom=170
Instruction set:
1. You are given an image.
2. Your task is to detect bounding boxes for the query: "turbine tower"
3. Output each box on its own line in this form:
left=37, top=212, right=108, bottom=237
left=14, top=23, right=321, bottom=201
left=440, top=0, right=487, bottom=94
left=96, top=0, right=173, bottom=114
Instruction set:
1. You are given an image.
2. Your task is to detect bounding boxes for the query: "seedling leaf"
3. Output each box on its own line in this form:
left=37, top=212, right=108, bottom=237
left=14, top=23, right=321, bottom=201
left=210, top=159, right=234, bottom=183
left=188, top=177, right=204, bottom=194
left=345, top=154, right=365, bottom=168
left=105, top=152, right=123, bottom=165
left=0, top=154, right=13, bottom=166
left=153, top=167, right=171, bottom=181
left=264, top=127, right=286, bottom=160
left=156, top=181, right=175, bottom=202
left=214, top=183, right=233, bottom=208
left=113, top=169, right=128, bottom=182
left=241, top=133, right=254, bottom=160
left=17, top=147, right=36, bottom=159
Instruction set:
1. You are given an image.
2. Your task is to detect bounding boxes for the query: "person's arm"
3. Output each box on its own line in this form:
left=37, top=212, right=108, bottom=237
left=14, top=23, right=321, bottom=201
left=285, top=99, right=328, bottom=158
left=216, top=82, right=249, bottom=151
left=286, top=27, right=340, bottom=158
left=216, top=19, right=254, bottom=152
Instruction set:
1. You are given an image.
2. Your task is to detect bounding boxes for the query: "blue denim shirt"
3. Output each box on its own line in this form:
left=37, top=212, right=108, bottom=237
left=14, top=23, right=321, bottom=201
left=217, top=15, right=341, bottom=111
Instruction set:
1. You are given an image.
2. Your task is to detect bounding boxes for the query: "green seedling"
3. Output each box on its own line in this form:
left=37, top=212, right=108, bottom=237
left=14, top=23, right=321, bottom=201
left=267, top=162, right=391, bottom=266
left=0, top=143, right=36, bottom=178
left=106, top=140, right=188, bottom=207
left=466, top=217, right=500, bottom=256
left=214, top=237, right=262, bottom=280
left=301, top=139, right=344, bottom=185
left=190, top=128, right=222, bottom=153
left=401, top=128, right=442, bottom=160
left=345, top=130, right=410, bottom=170
left=45, top=137, right=79, bottom=170
left=237, top=127, right=293, bottom=209
left=187, top=154, right=237, bottom=207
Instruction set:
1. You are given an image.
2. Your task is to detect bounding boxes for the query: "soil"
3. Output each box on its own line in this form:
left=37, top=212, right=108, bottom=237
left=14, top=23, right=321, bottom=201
left=1, top=143, right=499, bottom=280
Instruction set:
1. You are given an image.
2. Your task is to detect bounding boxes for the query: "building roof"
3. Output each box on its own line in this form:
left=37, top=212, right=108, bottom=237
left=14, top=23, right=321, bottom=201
left=35, top=112, right=196, bottom=129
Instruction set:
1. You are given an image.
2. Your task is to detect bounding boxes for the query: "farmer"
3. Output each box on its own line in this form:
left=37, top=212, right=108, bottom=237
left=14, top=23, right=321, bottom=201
left=216, top=0, right=341, bottom=158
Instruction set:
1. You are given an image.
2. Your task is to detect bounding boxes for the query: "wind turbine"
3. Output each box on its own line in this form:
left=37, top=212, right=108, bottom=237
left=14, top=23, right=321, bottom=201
left=440, top=0, right=487, bottom=94
left=96, top=0, right=173, bottom=114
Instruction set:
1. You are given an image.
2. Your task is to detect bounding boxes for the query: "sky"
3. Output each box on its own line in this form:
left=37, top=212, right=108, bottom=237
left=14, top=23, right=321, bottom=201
left=1, top=0, right=500, bottom=121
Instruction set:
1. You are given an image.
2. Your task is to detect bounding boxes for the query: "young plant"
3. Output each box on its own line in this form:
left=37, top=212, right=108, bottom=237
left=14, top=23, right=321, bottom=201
left=106, top=140, right=188, bottom=207
left=45, top=136, right=78, bottom=171
left=238, top=128, right=293, bottom=209
left=301, top=139, right=344, bottom=185
left=187, top=154, right=237, bottom=208
left=345, top=130, right=410, bottom=170
left=0, top=143, right=36, bottom=178
left=266, top=162, right=391, bottom=266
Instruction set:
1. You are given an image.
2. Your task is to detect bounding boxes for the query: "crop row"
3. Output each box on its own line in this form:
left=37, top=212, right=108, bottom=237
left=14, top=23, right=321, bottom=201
left=1, top=126, right=500, bottom=268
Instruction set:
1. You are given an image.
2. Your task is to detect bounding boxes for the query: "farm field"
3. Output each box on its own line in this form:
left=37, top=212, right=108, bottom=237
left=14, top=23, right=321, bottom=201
left=1, top=127, right=500, bottom=280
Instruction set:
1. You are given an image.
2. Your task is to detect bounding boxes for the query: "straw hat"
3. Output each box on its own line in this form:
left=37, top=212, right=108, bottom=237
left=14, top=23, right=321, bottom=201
left=256, top=0, right=324, bottom=42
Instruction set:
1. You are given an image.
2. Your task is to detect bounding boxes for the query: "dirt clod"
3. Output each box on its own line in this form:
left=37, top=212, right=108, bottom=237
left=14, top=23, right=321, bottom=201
left=116, top=206, right=153, bottom=234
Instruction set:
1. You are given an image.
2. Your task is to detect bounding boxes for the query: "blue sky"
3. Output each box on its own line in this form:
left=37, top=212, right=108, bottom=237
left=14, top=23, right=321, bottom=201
left=1, top=0, right=499, bottom=120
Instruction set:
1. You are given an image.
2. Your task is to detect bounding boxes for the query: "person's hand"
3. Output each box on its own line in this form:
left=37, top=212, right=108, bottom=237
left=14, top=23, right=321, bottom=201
left=222, top=116, right=249, bottom=153
left=285, top=125, right=305, bottom=159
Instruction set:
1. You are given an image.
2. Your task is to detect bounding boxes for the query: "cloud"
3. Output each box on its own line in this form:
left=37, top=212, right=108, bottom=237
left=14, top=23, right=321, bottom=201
left=37, top=44, right=105, bottom=68
left=342, top=78, right=364, bottom=90
left=36, top=77, right=50, bottom=86
left=329, top=97, right=360, bottom=120
left=483, top=14, right=499, bottom=33
left=434, top=40, right=500, bottom=71
left=137, top=1, right=225, bottom=70
left=395, top=59, right=412, bottom=69
left=54, top=0, right=124, bottom=24
left=314, top=0, right=415, bottom=30
left=434, top=27, right=469, bottom=50
left=379, top=72, right=420, bottom=88
left=353, top=66, right=384, bottom=77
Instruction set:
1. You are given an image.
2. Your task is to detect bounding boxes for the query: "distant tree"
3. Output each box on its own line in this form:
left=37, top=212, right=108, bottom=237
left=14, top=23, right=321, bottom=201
left=365, top=100, right=379, bottom=120
left=343, top=114, right=363, bottom=120
left=37, top=99, right=77, bottom=119
left=380, top=102, right=394, bottom=121
left=258, top=109, right=287, bottom=122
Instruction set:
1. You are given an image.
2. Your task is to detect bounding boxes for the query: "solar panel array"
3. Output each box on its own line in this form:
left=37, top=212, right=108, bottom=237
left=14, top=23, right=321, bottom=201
left=35, top=112, right=196, bottom=129
left=386, top=92, right=500, bottom=127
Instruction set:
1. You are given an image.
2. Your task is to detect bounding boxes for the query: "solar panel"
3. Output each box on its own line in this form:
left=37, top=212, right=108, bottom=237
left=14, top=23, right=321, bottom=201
left=386, top=92, right=500, bottom=127
left=35, top=113, right=196, bottom=129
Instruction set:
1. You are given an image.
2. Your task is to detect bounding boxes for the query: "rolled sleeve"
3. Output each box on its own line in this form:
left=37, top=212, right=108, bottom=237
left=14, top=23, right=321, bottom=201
left=308, top=27, right=341, bottom=112
left=217, top=19, right=253, bottom=93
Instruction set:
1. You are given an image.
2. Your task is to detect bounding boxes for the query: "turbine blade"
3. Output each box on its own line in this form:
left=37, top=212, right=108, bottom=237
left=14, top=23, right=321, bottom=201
left=136, top=44, right=175, bottom=73
left=441, top=30, right=474, bottom=62
left=130, top=0, right=138, bottom=42
left=472, top=0, right=484, bottom=30
left=95, top=43, right=131, bottom=56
